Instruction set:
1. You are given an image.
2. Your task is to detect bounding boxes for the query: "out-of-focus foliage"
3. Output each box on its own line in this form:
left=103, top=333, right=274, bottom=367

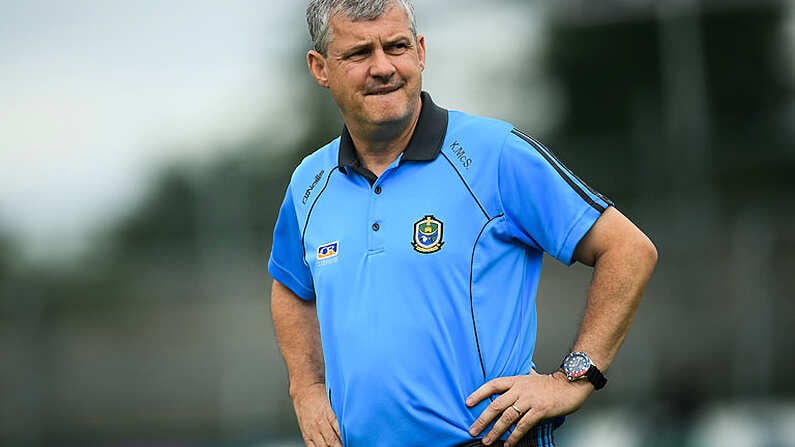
left=0, top=72, right=344, bottom=446
left=540, top=3, right=794, bottom=202
left=530, top=2, right=795, bottom=407
left=0, top=234, right=11, bottom=281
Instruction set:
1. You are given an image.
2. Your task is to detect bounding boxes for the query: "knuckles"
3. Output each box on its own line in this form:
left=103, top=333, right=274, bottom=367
left=514, top=417, right=534, bottom=431
left=487, top=400, right=504, bottom=411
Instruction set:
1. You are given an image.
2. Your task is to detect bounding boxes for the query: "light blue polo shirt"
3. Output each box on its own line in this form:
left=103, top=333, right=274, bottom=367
left=268, top=92, right=611, bottom=446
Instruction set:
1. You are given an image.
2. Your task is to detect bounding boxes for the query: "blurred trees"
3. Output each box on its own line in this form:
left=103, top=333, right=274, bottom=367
left=535, top=1, right=795, bottom=406
left=0, top=234, right=11, bottom=281
left=541, top=2, right=794, bottom=204
left=0, top=51, right=343, bottom=446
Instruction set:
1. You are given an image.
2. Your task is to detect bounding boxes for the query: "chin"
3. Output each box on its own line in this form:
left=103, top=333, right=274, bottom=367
left=367, top=108, right=412, bottom=127
left=368, top=100, right=415, bottom=123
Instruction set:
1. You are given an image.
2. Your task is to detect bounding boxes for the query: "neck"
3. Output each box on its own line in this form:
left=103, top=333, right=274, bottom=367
left=345, top=99, right=422, bottom=177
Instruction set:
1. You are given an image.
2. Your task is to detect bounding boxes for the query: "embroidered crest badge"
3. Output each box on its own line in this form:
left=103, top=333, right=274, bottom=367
left=412, top=215, right=444, bottom=254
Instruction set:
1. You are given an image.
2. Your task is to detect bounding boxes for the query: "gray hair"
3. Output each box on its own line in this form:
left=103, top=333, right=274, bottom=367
left=306, top=0, right=417, bottom=55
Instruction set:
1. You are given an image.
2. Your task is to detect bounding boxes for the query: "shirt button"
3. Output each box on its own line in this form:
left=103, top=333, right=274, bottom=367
left=374, top=186, right=382, bottom=195
left=372, top=223, right=380, bottom=231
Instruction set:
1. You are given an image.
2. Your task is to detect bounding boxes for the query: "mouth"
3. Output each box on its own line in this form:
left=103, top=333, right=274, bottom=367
left=365, top=82, right=404, bottom=96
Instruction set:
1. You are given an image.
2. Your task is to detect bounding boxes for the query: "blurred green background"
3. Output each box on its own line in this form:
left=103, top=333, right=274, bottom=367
left=2, top=1, right=794, bottom=446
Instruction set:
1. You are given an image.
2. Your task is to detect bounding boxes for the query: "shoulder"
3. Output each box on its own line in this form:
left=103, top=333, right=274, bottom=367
left=441, top=109, right=528, bottom=174
left=448, top=110, right=552, bottom=159
left=434, top=110, right=518, bottom=217
left=276, top=137, right=343, bottom=221
left=447, top=110, right=515, bottom=144
left=286, top=137, right=342, bottom=202
left=441, top=110, right=514, bottom=165
left=446, top=110, right=560, bottom=174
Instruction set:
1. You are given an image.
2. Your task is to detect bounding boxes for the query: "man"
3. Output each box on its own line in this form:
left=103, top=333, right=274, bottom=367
left=268, top=1, right=657, bottom=446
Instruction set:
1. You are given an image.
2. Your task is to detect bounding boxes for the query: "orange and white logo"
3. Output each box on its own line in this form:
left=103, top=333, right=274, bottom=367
left=317, top=241, right=339, bottom=260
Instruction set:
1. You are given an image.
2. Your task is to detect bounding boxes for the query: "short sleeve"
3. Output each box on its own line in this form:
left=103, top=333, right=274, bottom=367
left=498, top=129, right=612, bottom=265
left=268, top=185, right=316, bottom=300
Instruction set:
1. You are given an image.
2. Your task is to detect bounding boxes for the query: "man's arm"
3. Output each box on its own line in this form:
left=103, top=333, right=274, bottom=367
left=271, top=280, right=341, bottom=447
left=466, top=207, right=658, bottom=447
left=567, top=206, right=658, bottom=372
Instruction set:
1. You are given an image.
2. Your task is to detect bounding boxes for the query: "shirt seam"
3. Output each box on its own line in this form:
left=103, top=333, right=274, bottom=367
left=269, top=258, right=315, bottom=300
left=439, top=151, right=490, bottom=219
left=495, top=128, right=517, bottom=232
left=556, top=205, right=597, bottom=265
left=300, top=166, right=340, bottom=264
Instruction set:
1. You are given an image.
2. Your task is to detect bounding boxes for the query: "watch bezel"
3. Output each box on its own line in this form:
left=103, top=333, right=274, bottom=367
left=561, top=351, right=593, bottom=381
left=560, top=351, right=608, bottom=390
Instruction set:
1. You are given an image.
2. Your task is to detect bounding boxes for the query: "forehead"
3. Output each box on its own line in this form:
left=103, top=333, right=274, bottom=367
left=327, top=6, right=412, bottom=49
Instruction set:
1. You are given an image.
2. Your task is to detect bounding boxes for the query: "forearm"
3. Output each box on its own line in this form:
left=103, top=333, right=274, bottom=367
left=571, top=208, right=658, bottom=371
left=574, top=245, right=656, bottom=371
left=270, top=280, right=325, bottom=397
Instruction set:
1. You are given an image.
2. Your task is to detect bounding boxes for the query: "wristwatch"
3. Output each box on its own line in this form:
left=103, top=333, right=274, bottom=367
left=560, top=351, right=607, bottom=390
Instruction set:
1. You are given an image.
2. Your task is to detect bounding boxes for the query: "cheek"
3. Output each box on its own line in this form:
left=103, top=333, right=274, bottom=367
left=335, top=65, right=366, bottom=90
left=397, top=60, right=422, bottom=79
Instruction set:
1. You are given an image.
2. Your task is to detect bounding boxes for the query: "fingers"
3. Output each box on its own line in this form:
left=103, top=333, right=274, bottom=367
left=293, top=385, right=342, bottom=447
left=479, top=405, right=548, bottom=447
left=302, top=422, right=341, bottom=446
left=324, top=410, right=343, bottom=447
left=303, top=409, right=342, bottom=447
left=504, top=410, right=544, bottom=447
left=468, top=390, right=517, bottom=437
left=480, top=402, right=524, bottom=445
left=465, top=376, right=513, bottom=407
left=331, top=414, right=342, bottom=439
left=317, top=413, right=342, bottom=446
left=466, top=373, right=589, bottom=447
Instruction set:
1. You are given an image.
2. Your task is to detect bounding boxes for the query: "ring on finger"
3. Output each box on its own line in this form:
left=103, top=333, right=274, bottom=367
left=511, top=404, right=522, bottom=415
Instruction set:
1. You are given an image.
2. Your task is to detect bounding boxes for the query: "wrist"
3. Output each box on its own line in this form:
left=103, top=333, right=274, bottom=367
left=552, top=369, right=589, bottom=389
left=551, top=369, right=568, bottom=382
left=288, top=379, right=325, bottom=400
left=560, top=351, right=608, bottom=390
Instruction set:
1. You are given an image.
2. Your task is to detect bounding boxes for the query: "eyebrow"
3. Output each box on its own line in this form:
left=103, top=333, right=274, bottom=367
left=384, top=36, right=411, bottom=46
left=338, top=34, right=412, bottom=57
left=341, top=42, right=373, bottom=57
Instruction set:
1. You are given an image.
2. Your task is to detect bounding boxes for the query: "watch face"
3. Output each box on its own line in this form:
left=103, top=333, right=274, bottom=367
left=563, top=352, right=591, bottom=378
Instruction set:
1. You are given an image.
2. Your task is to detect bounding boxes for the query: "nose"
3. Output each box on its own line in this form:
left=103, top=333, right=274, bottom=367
left=369, top=48, right=395, bottom=81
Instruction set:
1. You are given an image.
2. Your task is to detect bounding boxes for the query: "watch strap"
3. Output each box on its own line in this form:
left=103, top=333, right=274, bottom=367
left=584, top=364, right=607, bottom=390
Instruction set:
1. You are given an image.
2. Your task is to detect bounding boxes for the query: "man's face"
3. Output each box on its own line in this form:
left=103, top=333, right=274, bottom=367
left=308, top=6, right=426, bottom=131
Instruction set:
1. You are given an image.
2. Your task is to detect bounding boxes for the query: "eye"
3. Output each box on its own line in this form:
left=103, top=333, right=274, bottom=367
left=345, top=48, right=370, bottom=60
left=386, top=42, right=409, bottom=54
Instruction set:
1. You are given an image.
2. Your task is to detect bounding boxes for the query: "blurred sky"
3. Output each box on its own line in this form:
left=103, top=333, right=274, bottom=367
left=1, top=0, right=297, bottom=260
left=3, top=1, right=793, bottom=262
left=0, top=0, right=551, bottom=262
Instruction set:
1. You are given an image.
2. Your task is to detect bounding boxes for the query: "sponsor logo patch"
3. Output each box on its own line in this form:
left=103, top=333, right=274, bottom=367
left=317, top=241, right=339, bottom=260
left=412, top=215, right=444, bottom=254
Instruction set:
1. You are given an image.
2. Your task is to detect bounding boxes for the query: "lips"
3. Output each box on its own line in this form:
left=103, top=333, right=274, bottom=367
left=365, top=81, right=404, bottom=95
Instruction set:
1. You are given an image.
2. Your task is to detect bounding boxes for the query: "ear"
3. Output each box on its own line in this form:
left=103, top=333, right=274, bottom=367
left=416, top=34, right=426, bottom=71
left=307, top=50, right=330, bottom=88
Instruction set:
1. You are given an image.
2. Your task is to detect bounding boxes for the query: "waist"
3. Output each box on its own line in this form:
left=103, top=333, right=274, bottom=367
left=454, top=418, right=563, bottom=447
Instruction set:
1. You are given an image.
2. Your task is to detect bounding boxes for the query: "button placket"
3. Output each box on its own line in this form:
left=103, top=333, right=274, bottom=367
left=372, top=185, right=382, bottom=232
left=368, top=178, right=387, bottom=253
